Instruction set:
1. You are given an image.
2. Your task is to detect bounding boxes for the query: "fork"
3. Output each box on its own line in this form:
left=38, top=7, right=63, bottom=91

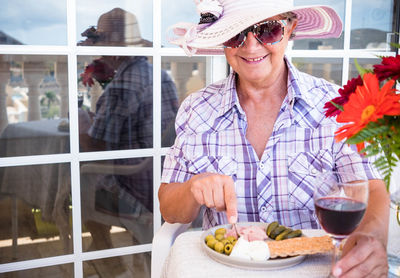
left=232, top=223, right=240, bottom=238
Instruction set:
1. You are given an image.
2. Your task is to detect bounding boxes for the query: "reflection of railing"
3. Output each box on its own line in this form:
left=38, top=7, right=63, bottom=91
left=0, top=59, right=69, bottom=133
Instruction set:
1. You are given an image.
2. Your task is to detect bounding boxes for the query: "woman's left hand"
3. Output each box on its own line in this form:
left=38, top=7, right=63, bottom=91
left=332, top=232, right=388, bottom=278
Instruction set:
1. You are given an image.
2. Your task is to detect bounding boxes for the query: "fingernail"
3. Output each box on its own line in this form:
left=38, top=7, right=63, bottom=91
left=333, top=267, right=342, bottom=277
left=229, top=216, right=237, bottom=223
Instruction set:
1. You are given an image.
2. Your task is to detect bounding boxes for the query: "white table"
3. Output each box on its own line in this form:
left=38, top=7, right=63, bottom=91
left=162, top=210, right=400, bottom=278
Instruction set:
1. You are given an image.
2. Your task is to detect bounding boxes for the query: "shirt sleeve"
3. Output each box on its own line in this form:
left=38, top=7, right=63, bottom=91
left=334, top=140, right=382, bottom=180
left=161, top=95, right=194, bottom=184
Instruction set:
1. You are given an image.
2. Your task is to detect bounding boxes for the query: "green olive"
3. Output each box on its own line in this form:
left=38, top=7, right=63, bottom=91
left=226, top=236, right=236, bottom=243
left=205, top=234, right=215, bottom=243
left=224, top=243, right=233, bottom=255
left=215, top=228, right=226, bottom=235
left=215, top=233, right=224, bottom=241
left=214, top=241, right=224, bottom=253
left=221, top=239, right=230, bottom=246
left=207, top=238, right=217, bottom=249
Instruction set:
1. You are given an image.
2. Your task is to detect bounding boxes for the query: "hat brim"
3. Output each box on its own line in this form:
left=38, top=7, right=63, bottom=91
left=169, top=4, right=342, bottom=55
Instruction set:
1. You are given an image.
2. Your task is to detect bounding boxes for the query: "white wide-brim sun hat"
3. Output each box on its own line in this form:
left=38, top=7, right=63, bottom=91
left=168, top=0, right=343, bottom=55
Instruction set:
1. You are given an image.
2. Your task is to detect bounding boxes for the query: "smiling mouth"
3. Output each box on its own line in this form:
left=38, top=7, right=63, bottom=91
left=242, top=54, right=268, bottom=62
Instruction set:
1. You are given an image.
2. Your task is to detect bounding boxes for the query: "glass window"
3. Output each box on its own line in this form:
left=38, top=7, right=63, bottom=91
left=0, top=163, right=71, bottom=263
left=0, top=55, right=70, bottom=157
left=348, top=58, right=381, bottom=79
left=0, top=0, right=67, bottom=45
left=0, top=263, right=73, bottom=277
left=292, top=58, right=343, bottom=85
left=76, top=1, right=152, bottom=47
left=350, top=0, right=396, bottom=50
left=293, top=0, right=345, bottom=50
left=161, top=56, right=211, bottom=147
left=161, top=0, right=198, bottom=47
left=77, top=55, right=157, bottom=152
left=80, top=157, right=153, bottom=252
left=83, top=253, right=151, bottom=278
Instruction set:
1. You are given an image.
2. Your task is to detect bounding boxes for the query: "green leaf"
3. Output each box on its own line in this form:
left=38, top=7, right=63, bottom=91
left=346, top=125, right=389, bottom=144
left=354, top=59, right=371, bottom=78
left=329, top=101, right=343, bottom=111
left=390, top=42, right=400, bottom=49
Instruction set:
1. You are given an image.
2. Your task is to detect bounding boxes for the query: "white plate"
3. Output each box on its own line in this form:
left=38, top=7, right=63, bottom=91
left=201, top=222, right=325, bottom=270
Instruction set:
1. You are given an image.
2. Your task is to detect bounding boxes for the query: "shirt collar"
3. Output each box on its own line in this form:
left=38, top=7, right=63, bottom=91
left=285, top=57, right=317, bottom=109
left=218, top=71, right=243, bottom=117
left=217, top=56, right=316, bottom=117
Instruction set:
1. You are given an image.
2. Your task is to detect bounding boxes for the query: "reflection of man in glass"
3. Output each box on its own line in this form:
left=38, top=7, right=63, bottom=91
left=78, top=7, right=179, bottom=277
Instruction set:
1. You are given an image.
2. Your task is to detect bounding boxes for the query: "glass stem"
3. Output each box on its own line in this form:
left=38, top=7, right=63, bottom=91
left=332, top=238, right=343, bottom=270
left=397, top=205, right=400, bottom=226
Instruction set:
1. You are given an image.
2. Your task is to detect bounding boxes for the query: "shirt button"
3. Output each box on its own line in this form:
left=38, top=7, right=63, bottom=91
left=260, top=163, right=265, bottom=169
left=310, top=168, right=317, bottom=175
left=261, top=206, right=267, bottom=212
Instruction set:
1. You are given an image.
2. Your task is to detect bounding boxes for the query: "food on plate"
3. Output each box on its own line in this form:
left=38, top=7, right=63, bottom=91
left=205, top=228, right=237, bottom=255
left=230, top=237, right=270, bottom=261
left=237, top=225, right=268, bottom=241
left=204, top=223, right=332, bottom=261
left=266, top=221, right=302, bottom=240
left=267, top=235, right=333, bottom=258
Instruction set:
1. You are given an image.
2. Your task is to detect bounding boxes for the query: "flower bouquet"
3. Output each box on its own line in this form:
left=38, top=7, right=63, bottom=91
left=80, top=58, right=115, bottom=89
left=324, top=44, right=400, bottom=189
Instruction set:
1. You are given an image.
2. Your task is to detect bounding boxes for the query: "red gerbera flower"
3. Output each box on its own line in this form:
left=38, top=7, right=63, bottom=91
left=324, top=75, right=363, bottom=117
left=334, top=73, right=400, bottom=142
left=373, top=55, right=400, bottom=82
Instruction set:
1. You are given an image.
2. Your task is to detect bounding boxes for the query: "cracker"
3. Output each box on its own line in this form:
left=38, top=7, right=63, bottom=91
left=267, top=235, right=333, bottom=258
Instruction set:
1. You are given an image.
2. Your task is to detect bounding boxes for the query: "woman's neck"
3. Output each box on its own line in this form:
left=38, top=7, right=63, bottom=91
left=236, top=61, right=288, bottom=103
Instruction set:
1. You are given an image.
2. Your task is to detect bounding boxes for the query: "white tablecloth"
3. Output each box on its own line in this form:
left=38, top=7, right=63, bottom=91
left=163, top=209, right=400, bottom=278
left=162, top=231, right=332, bottom=278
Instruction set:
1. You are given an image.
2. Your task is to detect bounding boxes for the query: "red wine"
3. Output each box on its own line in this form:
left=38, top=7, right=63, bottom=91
left=315, top=197, right=366, bottom=236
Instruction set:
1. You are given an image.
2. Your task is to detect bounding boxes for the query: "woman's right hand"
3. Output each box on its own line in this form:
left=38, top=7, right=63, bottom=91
left=188, top=172, right=238, bottom=223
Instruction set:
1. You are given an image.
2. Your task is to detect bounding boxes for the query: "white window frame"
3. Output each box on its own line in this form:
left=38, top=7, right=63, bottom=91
left=0, top=0, right=398, bottom=276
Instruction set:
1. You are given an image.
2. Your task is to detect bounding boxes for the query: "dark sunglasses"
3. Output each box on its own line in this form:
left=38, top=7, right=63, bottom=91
left=223, top=20, right=287, bottom=48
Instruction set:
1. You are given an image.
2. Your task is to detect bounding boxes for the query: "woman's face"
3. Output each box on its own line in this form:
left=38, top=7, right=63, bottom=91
left=224, top=16, right=297, bottom=86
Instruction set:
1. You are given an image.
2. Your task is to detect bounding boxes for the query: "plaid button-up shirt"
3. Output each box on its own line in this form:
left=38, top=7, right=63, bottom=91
left=161, top=57, right=380, bottom=230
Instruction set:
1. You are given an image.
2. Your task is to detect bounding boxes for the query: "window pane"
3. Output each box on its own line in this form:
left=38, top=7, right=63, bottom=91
left=0, top=55, right=69, bottom=157
left=76, top=1, right=152, bottom=47
left=348, top=58, right=381, bottom=79
left=78, top=55, right=155, bottom=152
left=161, top=56, right=208, bottom=147
left=161, top=0, right=198, bottom=47
left=83, top=252, right=151, bottom=278
left=80, top=157, right=153, bottom=252
left=350, top=0, right=396, bottom=50
left=293, top=0, right=345, bottom=50
left=0, top=163, right=72, bottom=263
left=292, top=58, right=343, bottom=85
left=0, top=0, right=67, bottom=45
left=0, top=263, right=73, bottom=278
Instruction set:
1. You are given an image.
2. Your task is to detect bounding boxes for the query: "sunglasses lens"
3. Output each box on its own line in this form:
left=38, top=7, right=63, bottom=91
left=256, top=22, right=283, bottom=44
left=223, top=32, right=246, bottom=48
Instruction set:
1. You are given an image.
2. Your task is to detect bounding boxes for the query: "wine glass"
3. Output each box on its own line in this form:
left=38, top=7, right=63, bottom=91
left=314, top=170, right=369, bottom=277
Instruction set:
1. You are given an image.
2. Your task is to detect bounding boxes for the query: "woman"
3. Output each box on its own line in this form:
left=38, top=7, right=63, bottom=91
left=159, top=1, right=389, bottom=277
